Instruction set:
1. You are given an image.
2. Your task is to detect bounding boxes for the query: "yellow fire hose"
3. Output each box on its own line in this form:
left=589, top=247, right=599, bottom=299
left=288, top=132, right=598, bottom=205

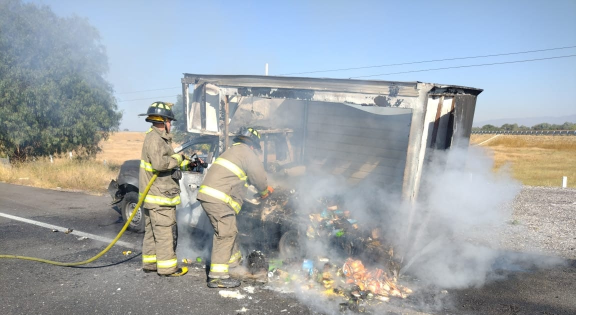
left=0, top=174, right=158, bottom=266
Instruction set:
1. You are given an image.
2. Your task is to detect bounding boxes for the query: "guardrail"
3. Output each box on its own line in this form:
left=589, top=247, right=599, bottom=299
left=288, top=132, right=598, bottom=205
left=471, top=130, right=576, bottom=136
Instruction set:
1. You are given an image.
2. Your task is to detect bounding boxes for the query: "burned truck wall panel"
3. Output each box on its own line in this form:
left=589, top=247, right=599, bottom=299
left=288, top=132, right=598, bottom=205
left=426, top=96, right=455, bottom=151
left=304, top=102, right=411, bottom=187
left=188, top=84, right=221, bottom=134
left=450, top=94, right=478, bottom=147
left=228, top=97, right=306, bottom=132
left=182, top=74, right=420, bottom=101
left=403, top=87, right=482, bottom=201
left=182, top=74, right=482, bottom=202
left=426, top=88, right=479, bottom=150
left=221, top=95, right=413, bottom=189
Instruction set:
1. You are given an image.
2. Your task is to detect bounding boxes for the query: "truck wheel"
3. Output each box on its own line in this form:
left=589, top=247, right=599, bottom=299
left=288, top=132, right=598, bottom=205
left=120, top=191, right=145, bottom=233
left=278, top=230, right=305, bottom=260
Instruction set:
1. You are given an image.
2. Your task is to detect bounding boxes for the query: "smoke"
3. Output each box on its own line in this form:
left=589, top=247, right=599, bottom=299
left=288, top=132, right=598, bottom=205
left=175, top=173, right=213, bottom=265
left=260, top=143, right=568, bottom=314
left=223, top=97, right=527, bottom=310
left=369, top=146, right=521, bottom=289
left=172, top=101, right=565, bottom=313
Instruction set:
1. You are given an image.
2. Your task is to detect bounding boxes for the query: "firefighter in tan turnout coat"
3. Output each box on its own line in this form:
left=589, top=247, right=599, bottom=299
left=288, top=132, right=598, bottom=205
left=138, top=101, right=194, bottom=277
left=198, top=127, right=274, bottom=288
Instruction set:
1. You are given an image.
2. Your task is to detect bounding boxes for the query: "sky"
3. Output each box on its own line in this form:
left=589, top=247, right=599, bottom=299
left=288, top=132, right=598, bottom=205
left=14, top=0, right=598, bottom=310
left=29, top=0, right=578, bottom=132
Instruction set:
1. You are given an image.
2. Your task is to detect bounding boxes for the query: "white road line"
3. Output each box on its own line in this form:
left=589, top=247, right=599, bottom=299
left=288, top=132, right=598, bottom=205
left=0, top=212, right=137, bottom=249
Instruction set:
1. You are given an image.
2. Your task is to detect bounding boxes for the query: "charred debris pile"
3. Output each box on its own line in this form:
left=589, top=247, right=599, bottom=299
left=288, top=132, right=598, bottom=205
left=239, top=187, right=414, bottom=310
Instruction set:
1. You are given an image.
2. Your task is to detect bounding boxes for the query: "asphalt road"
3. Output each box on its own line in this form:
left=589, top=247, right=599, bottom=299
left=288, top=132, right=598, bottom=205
left=0, top=182, right=576, bottom=315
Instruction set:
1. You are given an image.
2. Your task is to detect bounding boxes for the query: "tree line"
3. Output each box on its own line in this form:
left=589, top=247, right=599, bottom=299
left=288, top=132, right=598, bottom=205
left=472, top=122, right=576, bottom=132
left=0, top=0, right=121, bottom=162
left=0, top=0, right=211, bottom=163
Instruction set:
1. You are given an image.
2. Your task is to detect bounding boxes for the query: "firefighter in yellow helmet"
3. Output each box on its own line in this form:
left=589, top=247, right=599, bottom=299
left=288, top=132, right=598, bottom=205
left=138, top=101, right=194, bottom=277
left=197, top=127, right=274, bottom=288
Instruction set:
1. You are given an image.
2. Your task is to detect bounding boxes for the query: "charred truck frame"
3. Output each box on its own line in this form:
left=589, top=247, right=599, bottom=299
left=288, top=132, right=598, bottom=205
left=179, top=74, right=482, bottom=258
left=182, top=74, right=480, bottom=199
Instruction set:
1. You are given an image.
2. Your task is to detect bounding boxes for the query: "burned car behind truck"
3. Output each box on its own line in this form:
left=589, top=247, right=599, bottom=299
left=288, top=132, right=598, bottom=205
left=109, top=74, right=481, bottom=259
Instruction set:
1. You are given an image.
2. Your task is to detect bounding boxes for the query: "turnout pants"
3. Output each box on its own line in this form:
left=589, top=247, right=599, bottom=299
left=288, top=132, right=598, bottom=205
left=200, top=200, right=240, bottom=279
left=142, top=205, right=178, bottom=275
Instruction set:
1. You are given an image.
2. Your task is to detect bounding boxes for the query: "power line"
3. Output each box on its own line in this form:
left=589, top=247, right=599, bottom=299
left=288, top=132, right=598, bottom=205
left=115, top=86, right=180, bottom=95
left=278, top=45, right=576, bottom=76
left=117, top=55, right=574, bottom=101
left=118, top=95, right=179, bottom=102
left=349, top=55, right=576, bottom=79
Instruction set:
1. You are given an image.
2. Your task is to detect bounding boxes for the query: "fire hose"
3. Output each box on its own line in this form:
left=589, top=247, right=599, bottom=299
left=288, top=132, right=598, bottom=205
left=0, top=173, right=158, bottom=266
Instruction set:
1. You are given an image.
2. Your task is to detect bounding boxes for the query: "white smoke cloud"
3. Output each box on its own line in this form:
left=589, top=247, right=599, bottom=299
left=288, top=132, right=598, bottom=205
left=381, top=146, right=522, bottom=289
left=174, top=139, right=566, bottom=314
left=176, top=173, right=213, bottom=265
left=262, top=143, right=569, bottom=313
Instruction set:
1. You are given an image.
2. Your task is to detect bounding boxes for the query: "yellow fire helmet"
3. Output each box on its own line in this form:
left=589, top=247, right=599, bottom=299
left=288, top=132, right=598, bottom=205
left=234, top=127, right=262, bottom=149
left=139, top=101, right=176, bottom=123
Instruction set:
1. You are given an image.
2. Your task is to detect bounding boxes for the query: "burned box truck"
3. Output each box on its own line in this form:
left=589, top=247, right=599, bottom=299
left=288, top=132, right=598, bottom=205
left=175, top=74, right=482, bottom=260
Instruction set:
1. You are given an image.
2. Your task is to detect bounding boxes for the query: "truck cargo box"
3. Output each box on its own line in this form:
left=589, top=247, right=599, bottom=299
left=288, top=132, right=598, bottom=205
left=181, top=74, right=482, bottom=201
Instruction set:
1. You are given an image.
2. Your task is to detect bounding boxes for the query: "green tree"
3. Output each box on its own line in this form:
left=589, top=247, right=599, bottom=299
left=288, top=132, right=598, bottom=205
left=0, top=0, right=122, bottom=162
left=481, top=124, right=498, bottom=131
left=532, top=123, right=551, bottom=130
left=472, top=122, right=575, bottom=133
left=561, top=122, right=576, bottom=130
left=500, top=123, right=519, bottom=131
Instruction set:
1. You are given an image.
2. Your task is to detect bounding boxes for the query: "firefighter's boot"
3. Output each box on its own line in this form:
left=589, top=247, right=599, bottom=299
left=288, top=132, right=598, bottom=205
left=158, top=267, right=188, bottom=277
left=207, top=277, right=241, bottom=288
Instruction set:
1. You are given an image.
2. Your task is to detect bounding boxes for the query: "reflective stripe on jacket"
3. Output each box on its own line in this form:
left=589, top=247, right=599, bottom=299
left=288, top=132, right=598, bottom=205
left=197, top=142, right=268, bottom=212
left=198, top=185, right=241, bottom=214
left=139, top=126, right=183, bottom=209
left=213, top=157, right=248, bottom=186
left=197, top=156, right=250, bottom=213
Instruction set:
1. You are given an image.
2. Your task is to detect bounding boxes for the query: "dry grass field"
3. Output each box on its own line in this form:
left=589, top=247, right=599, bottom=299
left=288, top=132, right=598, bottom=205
left=0, top=132, right=146, bottom=195
left=0, top=132, right=576, bottom=195
left=95, top=131, right=146, bottom=164
left=469, top=134, right=576, bottom=188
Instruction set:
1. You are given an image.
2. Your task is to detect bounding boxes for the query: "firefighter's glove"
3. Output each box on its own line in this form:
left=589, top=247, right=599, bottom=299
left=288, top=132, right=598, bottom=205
left=193, top=157, right=208, bottom=169
left=198, top=159, right=208, bottom=168
left=260, top=186, right=275, bottom=199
